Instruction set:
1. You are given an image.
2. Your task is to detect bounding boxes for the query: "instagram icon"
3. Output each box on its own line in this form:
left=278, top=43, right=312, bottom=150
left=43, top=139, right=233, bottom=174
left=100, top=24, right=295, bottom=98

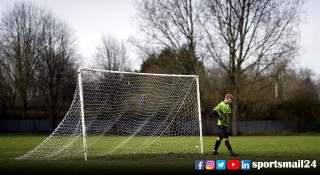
left=205, top=160, right=215, bottom=170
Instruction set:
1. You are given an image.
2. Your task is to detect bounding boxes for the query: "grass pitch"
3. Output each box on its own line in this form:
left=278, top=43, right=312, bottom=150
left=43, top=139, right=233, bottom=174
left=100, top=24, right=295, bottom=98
left=0, top=134, right=319, bottom=175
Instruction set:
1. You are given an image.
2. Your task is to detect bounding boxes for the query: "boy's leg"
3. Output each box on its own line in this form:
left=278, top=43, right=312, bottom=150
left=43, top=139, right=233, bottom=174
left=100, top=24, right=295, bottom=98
left=212, top=127, right=223, bottom=155
left=212, top=136, right=222, bottom=154
left=221, top=126, right=239, bottom=156
left=224, top=138, right=239, bottom=156
left=224, top=138, right=232, bottom=151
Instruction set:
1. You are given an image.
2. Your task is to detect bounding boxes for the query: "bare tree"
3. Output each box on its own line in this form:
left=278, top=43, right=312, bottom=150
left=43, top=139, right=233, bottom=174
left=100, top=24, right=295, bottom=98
left=0, top=67, right=8, bottom=111
left=0, top=2, right=78, bottom=125
left=133, top=0, right=204, bottom=75
left=200, top=0, right=304, bottom=135
left=37, top=12, right=78, bottom=130
left=133, top=0, right=217, bottom=134
left=0, top=41, right=17, bottom=111
left=0, top=2, right=43, bottom=119
left=94, top=34, right=131, bottom=71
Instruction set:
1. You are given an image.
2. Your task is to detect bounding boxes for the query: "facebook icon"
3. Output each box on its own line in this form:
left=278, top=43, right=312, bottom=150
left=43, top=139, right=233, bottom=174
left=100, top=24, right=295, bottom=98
left=195, top=160, right=204, bottom=170
left=241, top=160, right=251, bottom=170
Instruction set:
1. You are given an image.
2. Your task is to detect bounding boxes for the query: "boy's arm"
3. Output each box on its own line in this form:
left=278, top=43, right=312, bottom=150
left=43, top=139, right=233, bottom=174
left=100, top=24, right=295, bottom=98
left=212, top=108, right=223, bottom=120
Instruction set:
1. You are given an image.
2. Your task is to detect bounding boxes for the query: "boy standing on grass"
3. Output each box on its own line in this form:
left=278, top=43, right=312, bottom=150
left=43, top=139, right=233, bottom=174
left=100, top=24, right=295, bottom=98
left=212, top=94, right=239, bottom=156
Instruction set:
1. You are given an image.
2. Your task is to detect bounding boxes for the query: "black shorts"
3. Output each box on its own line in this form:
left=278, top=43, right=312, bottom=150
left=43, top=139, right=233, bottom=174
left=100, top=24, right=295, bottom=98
left=218, top=125, right=229, bottom=138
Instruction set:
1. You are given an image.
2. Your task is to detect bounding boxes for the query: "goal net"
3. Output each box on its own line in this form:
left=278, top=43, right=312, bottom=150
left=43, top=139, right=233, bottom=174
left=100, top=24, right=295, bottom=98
left=16, top=68, right=203, bottom=160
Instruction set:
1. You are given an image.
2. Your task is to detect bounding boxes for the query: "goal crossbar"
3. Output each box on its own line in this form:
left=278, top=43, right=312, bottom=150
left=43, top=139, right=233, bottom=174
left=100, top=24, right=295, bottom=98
left=78, top=68, right=198, bottom=78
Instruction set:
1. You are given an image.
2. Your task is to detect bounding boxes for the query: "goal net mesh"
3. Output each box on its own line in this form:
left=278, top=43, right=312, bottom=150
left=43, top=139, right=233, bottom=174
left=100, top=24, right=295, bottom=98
left=16, top=69, right=202, bottom=160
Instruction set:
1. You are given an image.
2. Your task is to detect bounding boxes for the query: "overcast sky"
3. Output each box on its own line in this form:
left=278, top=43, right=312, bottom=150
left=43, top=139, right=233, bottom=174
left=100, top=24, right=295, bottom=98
left=0, top=0, right=319, bottom=75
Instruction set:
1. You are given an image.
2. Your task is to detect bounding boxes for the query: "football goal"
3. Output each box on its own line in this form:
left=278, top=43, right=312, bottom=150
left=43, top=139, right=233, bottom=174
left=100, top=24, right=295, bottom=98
left=16, top=68, right=203, bottom=160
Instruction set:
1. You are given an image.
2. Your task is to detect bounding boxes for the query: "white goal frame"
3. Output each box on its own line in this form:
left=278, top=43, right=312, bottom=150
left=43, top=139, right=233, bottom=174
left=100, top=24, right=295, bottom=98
left=77, top=68, right=203, bottom=160
left=16, top=68, right=204, bottom=161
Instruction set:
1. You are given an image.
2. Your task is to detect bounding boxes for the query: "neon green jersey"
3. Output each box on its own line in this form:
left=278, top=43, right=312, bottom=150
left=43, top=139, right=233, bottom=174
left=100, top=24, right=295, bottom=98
left=213, top=101, right=231, bottom=126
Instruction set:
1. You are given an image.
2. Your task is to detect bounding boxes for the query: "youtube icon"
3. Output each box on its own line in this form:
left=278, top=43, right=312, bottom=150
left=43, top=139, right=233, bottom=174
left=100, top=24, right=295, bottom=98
left=227, top=160, right=240, bottom=170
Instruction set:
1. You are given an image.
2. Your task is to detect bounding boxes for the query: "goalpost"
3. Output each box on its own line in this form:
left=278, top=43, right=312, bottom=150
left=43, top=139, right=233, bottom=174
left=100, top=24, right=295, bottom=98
left=16, top=68, right=203, bottom=160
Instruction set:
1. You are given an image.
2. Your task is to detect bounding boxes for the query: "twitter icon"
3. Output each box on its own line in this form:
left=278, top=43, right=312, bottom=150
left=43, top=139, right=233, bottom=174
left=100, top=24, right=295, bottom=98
left=216, top=160, right=226, bottom=170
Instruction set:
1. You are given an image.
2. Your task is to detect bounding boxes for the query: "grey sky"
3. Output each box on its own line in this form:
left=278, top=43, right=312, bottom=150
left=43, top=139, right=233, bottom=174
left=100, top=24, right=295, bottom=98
left=300, top=0, right=320, bottom=76
left=0, top=0, right=319, bottom=75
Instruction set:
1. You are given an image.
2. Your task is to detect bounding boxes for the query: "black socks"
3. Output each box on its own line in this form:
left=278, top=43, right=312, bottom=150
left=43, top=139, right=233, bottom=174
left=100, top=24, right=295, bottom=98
left=214, top=139, right=234, bottom=152
left=225, top=140, right=233, bottom=152
left=213, top=139, right=221, bottom=151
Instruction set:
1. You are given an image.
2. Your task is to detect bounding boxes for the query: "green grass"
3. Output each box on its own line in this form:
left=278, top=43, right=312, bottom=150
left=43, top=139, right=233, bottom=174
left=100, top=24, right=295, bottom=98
left=0, top=134, right=319, bottom=175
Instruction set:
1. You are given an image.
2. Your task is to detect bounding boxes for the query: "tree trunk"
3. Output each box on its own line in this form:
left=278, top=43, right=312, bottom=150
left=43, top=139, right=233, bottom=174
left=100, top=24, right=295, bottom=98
left=23, top=98, right=27, bottom=120
left=232, top=99, right=238, bottom=136
left=232, top=88, right=239, bottom=136
left=52, top=114, right=56, bottom=131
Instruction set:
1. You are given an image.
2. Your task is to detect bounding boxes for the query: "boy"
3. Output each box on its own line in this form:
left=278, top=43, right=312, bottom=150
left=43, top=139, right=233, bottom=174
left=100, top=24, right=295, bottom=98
left=212, top=94, right=239, bottom=156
